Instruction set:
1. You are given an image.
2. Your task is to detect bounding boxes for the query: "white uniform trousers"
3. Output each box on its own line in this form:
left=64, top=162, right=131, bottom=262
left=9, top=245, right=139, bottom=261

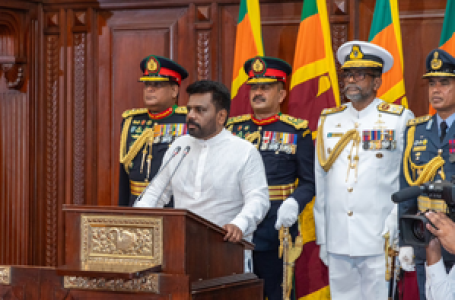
left=328, top=252, right=387, bottom=300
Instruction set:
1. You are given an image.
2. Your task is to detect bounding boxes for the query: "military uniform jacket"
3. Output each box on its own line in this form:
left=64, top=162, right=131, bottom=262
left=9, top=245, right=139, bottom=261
left=399, top=114, right=455, bottom=265
left=227, top=113, right=315, bottom=252
left=314, top=98, right=414, bottom=256
left=119, top=105, right=187, bottom=206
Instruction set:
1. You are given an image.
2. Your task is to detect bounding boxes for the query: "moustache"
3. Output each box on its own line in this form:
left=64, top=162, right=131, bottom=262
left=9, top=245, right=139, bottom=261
left=186, top=119, right=201, bottom=129
left=253, top=95, right=266, bottom=102
left=343, top=84, right=361, bottom=93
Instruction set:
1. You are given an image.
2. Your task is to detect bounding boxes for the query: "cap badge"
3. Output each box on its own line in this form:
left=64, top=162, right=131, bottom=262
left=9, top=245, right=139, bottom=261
left=431, top=51, right=442, bottom=70
left=349, top=45, right=364, bottom=60
left=252, top=57, right=266, bottom=75
left=147, top=56, right=160, bottom=74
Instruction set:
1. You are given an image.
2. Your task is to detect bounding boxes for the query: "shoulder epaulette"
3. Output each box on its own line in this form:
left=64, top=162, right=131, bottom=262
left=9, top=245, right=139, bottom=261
left=280, top=114, right=308, bottom=130
left=407, top=115, right=432, bottom=127
left=377, top=102, right=404, bottom=115
left=122, top=108, right=148, bottom=118
left=175, top=106, right=187, bottom=114
left=227, top=114, right=251, bottom=126
left=321, top=105, right=347, bottom=116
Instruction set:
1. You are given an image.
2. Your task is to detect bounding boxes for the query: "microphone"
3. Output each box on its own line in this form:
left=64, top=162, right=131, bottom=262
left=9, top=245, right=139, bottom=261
left=155, top=146, right=191, bottom=203
left=134, top=146, right=181, bottom=204
left=391, top=186, right=425, bottom=203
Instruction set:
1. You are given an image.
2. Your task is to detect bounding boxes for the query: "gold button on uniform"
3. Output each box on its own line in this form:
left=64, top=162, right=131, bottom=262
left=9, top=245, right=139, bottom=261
left=348, top=211, right=353, bottom=216
left=348, top=187, right=353, bottom=192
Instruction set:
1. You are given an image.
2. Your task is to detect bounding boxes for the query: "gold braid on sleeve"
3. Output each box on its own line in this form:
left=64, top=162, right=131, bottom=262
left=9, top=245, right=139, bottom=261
left=403, top=125, right=445, bottom=186
left=119, top=116, right=155, bottom=174
left=317, top=116, right=361, bottom=172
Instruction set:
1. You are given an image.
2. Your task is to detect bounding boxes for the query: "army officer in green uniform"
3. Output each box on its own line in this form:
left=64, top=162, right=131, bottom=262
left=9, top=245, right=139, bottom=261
left=119, top=55, right=188, bottom=207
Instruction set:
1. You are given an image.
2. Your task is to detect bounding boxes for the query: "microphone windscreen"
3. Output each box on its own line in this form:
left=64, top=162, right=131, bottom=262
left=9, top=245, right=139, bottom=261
left=392, top=186, right=423, bottom=203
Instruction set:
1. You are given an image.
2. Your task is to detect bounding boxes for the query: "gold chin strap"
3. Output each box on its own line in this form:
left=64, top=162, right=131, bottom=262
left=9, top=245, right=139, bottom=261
left=316, top=116, right=361, bottom=181
left=403, top=125, right=445, bottom=186
left=119, top=116, right=155, bottom=174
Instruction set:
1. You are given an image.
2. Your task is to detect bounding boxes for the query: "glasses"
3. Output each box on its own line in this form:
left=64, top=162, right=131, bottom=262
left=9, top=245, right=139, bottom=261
left=341, top=71, right=375, bottom=81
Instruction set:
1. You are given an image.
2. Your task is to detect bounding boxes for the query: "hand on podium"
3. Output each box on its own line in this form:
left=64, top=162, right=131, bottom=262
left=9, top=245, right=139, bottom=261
left=223, top=224, right=243, bottom=243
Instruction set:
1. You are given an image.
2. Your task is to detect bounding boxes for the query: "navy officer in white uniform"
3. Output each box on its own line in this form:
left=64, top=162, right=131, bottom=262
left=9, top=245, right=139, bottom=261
left=313, top=41, right=414, bottom=299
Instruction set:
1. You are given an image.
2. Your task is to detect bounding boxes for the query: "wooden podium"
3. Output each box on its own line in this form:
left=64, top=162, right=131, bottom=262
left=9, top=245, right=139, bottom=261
left=0, top=205, right=263, bottom=299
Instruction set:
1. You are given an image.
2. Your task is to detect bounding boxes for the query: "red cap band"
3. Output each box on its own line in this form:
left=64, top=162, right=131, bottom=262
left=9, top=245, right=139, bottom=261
left=248, top=68, right=287, bottom=83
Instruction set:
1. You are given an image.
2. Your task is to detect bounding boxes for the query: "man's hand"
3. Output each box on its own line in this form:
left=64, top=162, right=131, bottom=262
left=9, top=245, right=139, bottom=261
left=425, top=211, right=455, bottom=254
left=426, top=236, right=442, bottom=266
left=222, top=224, right=243, bottom=243
left=274, top=198, right=299, bottom=230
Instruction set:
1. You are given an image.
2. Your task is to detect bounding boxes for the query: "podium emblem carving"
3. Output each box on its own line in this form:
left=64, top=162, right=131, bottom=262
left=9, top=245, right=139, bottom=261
left=81, top=215, right=162, bottom=267
left=64, top=273, right=159, bottom=293
left=0, top=266, right=11, bottom=285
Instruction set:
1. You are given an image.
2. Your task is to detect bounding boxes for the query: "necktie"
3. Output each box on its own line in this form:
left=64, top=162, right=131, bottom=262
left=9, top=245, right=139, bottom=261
left=440, top=121, right=448, bottom=143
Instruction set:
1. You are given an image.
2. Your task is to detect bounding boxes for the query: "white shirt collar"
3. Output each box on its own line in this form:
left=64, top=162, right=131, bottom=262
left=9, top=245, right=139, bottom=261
left=194, top=128, right=230, bottom=147
left=348, top=98, right=382, bottom=119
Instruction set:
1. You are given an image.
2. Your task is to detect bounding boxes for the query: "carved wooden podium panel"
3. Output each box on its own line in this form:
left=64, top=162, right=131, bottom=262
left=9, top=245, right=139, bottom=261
left=0, top=205, right=262, bottom=299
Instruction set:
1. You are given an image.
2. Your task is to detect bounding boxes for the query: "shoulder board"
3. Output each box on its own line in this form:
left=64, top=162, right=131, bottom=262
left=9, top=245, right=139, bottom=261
left=122, top=108, right=148, bottom=119
left=377, top=102, right=404, bottom=115
left=226, top=114, right=251, bottom=126
left=407, top=115, right=432, bottom=127
left=321, top=105, right=347, bottom=116
left=175, top=106, right=187, bottom=114
left=280, top=114, right=308, bottom=130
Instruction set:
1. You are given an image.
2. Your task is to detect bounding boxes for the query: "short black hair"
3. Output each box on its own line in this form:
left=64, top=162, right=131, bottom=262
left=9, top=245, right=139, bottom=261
left=186, top=80, right=231, bottom=120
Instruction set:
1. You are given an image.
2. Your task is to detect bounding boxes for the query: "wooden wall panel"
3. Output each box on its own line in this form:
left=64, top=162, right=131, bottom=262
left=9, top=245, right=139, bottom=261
left=0, top=0, right=452, bottom=269
left=0, top=5, right=34, bottom=266
left=0, top=91, right=30, bottom=265
left=95, top=7, right=192, bottom=207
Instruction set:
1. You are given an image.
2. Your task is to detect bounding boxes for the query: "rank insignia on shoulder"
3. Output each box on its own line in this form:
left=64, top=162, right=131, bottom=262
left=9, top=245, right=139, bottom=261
left=122, top=108, right=148, bottom=118
left=377, top=102, right=404, bottom=115
left=226, top=114, right=251, bottom=126
left=321, top=106, right=347, bottom=116
left=175, top=106, right=187, bottom=114
left=280, top=114, right=308, bottom=130
left=407, top=115, right=432, bottom=127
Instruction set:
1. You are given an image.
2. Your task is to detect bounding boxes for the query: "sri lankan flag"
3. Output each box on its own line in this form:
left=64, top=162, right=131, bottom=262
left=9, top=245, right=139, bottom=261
left=287, top=0, right=340, bottom=134
left=230, top=0, right=264, bottom=116
left=430, top=0, right=455, bottom=115
left=369, top=0, right=407, bottom=107
left=290, top=2, right=333, bottom=299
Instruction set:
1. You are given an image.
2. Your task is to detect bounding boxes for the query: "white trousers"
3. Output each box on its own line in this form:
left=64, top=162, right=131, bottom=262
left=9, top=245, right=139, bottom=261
left=328, top=252, right=388, bottom=300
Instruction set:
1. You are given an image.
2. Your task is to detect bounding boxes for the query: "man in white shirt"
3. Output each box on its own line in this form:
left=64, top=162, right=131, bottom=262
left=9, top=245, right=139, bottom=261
left=134, top=80, right=270, bottom=271
left=425, top=211, right=455, bottom=300
left=313, top=41, right=414, bottom=300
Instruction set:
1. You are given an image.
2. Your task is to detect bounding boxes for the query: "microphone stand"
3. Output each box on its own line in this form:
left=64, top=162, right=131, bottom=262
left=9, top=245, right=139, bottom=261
left=155, top=146, right=191, bottom=202
left=133, top=146, right=181, bottom=206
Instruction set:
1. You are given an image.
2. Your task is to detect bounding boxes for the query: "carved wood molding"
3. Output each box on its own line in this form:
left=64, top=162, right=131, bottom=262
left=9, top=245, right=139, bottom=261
left=45, top=35, right=59, bottom=267
left=197, top=31, right=210, bottom=80
left=73, top=33, right=86, bottom=205
left=0, top=266, right=11, bottom=285
left=0, top=10, right=26, bottom=90
left=331, top=23, right=348, bottom=103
